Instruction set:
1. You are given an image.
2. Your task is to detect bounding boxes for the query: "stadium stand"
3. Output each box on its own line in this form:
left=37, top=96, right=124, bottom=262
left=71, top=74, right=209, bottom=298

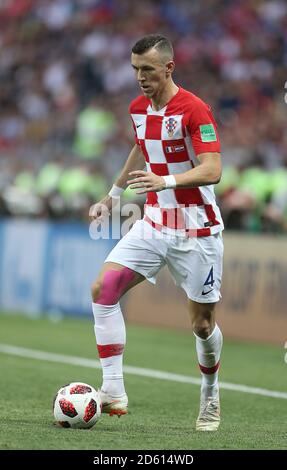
left=0, top=0, right=286, bottom=231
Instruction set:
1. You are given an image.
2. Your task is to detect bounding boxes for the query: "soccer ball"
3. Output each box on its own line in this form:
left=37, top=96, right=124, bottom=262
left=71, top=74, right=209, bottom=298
left=53, top=382, right=102, bottom=429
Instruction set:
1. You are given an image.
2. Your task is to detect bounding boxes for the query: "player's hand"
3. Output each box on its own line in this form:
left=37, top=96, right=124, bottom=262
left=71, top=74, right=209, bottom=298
left=127, top=170, right=166, bottom=194
left=89, top=196, right=114, bottom=221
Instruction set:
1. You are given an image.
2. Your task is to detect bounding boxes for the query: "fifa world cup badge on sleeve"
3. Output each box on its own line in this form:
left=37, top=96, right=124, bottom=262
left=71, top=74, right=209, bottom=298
left=199, top=124, right=217, bottom=142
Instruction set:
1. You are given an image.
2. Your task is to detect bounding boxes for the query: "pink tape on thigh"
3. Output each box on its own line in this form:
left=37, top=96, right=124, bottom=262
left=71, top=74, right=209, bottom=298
left=96, top=267, right=136, bottom=305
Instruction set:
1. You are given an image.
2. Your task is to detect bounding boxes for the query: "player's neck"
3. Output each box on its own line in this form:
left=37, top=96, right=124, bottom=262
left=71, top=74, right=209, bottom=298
left=151, top=82, right=179, bottom=111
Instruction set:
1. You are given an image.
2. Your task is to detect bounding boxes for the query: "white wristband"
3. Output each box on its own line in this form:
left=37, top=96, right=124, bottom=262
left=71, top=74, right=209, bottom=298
left=163, top=175, right=177, bottom=189
left=108, top=185, right=125, bottom=197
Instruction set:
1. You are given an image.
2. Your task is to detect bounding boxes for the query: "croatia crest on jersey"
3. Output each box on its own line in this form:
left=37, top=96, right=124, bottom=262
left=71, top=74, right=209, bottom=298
left=165, top=117, right=177, bottom=137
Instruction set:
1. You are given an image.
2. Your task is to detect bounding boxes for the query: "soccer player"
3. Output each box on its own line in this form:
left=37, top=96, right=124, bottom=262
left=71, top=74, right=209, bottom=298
left=91, top=35, right=224, bottom=431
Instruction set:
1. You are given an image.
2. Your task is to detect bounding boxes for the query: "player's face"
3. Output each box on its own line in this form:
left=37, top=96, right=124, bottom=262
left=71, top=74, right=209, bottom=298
left=131, top=49, right=174, bottom=99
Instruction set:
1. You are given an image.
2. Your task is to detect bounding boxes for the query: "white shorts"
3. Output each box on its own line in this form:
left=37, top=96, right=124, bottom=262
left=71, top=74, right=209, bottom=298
left=105, top=219, right=224, bottom=303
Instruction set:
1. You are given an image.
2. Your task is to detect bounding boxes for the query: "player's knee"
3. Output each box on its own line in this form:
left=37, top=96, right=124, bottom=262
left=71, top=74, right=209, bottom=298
left=192, top=313, right=214, bottom=339
left=190, top=301, right=215, bottom=339
left=193, top=323, right=210, bottom=339
left=91, top=279, right=102, bottom=303
left=91, top=267, right=136, bottom=305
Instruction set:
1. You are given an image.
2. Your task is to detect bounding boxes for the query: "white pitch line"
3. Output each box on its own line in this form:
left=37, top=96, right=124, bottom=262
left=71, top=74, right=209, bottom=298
left=0, top=343, right=287, bottom=400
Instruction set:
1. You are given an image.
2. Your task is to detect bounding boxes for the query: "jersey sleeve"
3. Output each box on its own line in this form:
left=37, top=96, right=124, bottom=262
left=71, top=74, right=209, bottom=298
left=188, top=100, right=220, bottom=156
left=129, top=102, right=140, bottom=145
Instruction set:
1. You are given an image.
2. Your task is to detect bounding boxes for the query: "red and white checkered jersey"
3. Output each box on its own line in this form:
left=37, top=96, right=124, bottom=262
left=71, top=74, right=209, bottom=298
left=129, top=86, right=224, bottom=237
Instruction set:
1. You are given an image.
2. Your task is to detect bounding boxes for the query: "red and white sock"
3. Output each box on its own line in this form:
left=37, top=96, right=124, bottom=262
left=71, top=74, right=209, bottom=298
left=195, top=324, right=223, bottom=400
left=92, top=302, right=126, bottom=396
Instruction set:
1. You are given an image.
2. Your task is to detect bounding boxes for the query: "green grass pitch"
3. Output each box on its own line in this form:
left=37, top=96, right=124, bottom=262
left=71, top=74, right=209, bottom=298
left=0, top=313, right=286, bottom=450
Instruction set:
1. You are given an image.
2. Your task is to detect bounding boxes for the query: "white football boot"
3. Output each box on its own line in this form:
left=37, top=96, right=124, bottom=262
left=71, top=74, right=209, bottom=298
left=99, top=390, right=128, bottom=417
left=196, top=392, right=220, bottom=431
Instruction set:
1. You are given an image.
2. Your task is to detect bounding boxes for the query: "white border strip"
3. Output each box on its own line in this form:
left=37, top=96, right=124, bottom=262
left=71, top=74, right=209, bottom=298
left=1, top=343, right=286, bottom=400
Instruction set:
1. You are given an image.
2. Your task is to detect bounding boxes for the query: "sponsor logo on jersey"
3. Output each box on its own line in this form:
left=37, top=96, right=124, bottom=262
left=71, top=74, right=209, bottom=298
left=204, top=221, right=214, bottom=227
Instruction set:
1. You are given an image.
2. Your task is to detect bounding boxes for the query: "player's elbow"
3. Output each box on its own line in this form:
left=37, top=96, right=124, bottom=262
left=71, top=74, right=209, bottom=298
left=200, top=159, right=221, bottom=185
left=200, top=153, right=222, bottom=185
left=212, top=170, right=221, bottom=184
left=208, top=167, right=221, bottom=185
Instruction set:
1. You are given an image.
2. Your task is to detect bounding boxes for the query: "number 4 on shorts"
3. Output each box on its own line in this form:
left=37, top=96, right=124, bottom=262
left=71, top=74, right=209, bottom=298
left=204, top=266, right=214, bottom=288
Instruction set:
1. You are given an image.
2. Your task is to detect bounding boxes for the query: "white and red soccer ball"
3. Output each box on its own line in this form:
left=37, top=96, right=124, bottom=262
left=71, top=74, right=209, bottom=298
left=53, top=382, right=102, bottom=429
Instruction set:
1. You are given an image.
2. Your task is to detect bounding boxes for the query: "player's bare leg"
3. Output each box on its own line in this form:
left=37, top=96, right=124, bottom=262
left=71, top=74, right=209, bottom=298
left=188, top=300, right=223, bottom=431
left=91, top=262, right=145, bottom=416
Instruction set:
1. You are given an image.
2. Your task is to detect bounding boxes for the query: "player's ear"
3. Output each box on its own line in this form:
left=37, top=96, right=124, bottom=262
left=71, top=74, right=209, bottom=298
left=166, top=60, right=175, bottom=77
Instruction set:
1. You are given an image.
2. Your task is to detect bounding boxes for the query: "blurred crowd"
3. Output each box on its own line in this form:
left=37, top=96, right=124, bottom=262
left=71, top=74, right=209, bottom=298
left=0, top=0, right=286, bottom=232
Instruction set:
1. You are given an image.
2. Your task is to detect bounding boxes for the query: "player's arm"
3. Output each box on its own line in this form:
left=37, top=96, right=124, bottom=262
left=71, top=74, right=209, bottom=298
left=127, top=152, right=221, bottom=193
left=114, top=144, right=146, bottom=190
left=172, top=152, right=222, bottom=188
left=90, top=144, right=145, bottom=219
